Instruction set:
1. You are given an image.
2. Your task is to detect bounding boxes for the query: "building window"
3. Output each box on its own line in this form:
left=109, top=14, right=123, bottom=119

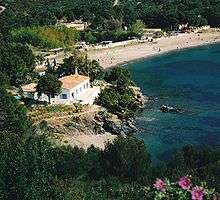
left=80, top=87, right=82, bottom=92
left=61, top=94, right=67, bottom=99
left=72, top=92, right=74, bottom=98
left=86, top=83, right=89, bottom=88
left=76, top=89, right=78, bottom=95
left=83, top=84, right=86, bottom=89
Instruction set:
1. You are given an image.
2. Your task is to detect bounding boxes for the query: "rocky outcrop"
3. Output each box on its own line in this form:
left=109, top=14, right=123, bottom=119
left=101, top=120, right=137, bottom=135
left=95, top=111, right=138, bottom=136
left=36, top=105, right=139, bottom=139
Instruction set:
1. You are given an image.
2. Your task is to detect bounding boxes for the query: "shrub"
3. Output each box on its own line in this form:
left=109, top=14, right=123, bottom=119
left=148, top=176, right=218, bottom=200
left=102, top=136, right=151, bottom=181
left=11, top=26, right=79, bottom=49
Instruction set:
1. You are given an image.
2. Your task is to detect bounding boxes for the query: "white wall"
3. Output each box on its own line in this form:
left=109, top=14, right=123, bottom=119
left=51, top=88, right=71, bottom=104
left=51, top=79, right=90, bottom=104
left=93, top=39, right=138, bottom=50
left=25, top=79, right=91, bottom=105
left=69, top=79, right=90, bottom=100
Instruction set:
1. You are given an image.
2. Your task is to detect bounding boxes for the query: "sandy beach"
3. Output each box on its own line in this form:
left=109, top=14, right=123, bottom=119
left=88, top=32, right=220, bottom=68
left=62, top=133, right=117, bottom=150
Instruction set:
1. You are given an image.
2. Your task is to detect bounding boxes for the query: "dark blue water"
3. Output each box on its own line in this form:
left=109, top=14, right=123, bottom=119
left=126, top=43, right=220, bottom=163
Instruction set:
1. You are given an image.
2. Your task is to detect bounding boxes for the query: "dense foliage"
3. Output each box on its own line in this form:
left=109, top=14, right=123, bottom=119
left=99, top=87, right=140, bottom=119
left=165, top=145, right=220, bottom=191
left=11, top=26, right=79, bottom=49
left=81, top=20, right=145, bottom=43
left=0, top=88, right=219, bottom=199
left=0, top=87, right=57, bottom=199
left=99, top=67, right=141, bottom=119
left=0, top=0, right=220, bottom=36
left=36, top=74, right=62, bottom=104
left=0, top=87, right=30, bottom=134
left=0, top=0, right=220, bottom=199
left=105, top=67, right=133, bottom=89
left=102, top=136, right=151, bottom=180
left=57, top=53, right=104, bottom=81
left=0, top=37, right=35, bottom=86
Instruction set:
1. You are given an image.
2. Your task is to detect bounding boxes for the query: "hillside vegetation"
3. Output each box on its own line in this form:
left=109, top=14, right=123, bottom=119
left=0, top=0, right=220, bottom=35
left=0, top=0, right=220, bottom=199
left=11, top=26, right=79, bottom=49
left=0, top=87, right=219, bottom=199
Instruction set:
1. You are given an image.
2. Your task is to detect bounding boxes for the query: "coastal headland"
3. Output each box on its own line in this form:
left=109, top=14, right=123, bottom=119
left=88, top=32, right=220, bottom=68
left=82, top=31, right=220, bottom=149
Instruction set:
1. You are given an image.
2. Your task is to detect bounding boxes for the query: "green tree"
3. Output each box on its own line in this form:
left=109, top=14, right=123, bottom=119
left=0, top=88, right=58, bottom=200
left=84, top=31, right=97, bottom=44
left=102, top=136, right=151, bottom=181
left=99, top=87, right=140, bottom=119
left=58, top=55, right=103, bottom=81
left=57, top=56, right=76, bottom=77
left=0, top=72, right=9, bottom=87
left=105, top=67, right=133, bottom=90
left=36, top=74, right=62, bottom=104
left=53, top=145, right=87, bottom=178
left=101, top=67, right=140, bottom=118
left=81, top=59, right=104, bottom=81
left=0, top=87, right=30, bottom=134
left=12, top=44, right=35, bottom=70
left=165, top=145, right=220, bottom=191
left=11, top=26, right=79, bottom=49
left=130, top=20, right=145, bottom=38
left=0, top=39, right=35, bottom=86
left=0, top=132, right=27, bottom=199
left=86, top=145, right=104, bottom=179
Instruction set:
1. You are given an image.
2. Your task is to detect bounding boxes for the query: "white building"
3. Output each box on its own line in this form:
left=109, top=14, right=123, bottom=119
left=58, top=19, right=88, bottom=31
left=21, top=74, right=100, bottom=105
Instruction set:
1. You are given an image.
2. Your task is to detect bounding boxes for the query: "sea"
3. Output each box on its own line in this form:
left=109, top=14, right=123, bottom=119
left=125, top=43, right=220, bottom=163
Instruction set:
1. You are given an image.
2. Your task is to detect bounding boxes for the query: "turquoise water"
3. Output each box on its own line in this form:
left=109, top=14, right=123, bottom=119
left=126, top=43, right=220, bottom=163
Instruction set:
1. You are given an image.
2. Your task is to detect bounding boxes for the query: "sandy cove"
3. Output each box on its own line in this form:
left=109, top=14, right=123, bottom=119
left=68, top=32, right=220, bottom=150
left=88, top=32, right=220, bottom=68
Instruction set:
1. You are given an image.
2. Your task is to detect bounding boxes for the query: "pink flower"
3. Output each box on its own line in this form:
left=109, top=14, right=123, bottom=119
left=178, top=176, right=191, bottom=190
left=212, top=194, right=218, bottom=200
left=191, top=186, right=204, bottom=200
left=154, top=179, right=166, bottom=192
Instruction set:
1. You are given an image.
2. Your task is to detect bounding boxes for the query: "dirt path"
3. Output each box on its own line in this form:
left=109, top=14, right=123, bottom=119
left=43, top=105, right=101, bottom=123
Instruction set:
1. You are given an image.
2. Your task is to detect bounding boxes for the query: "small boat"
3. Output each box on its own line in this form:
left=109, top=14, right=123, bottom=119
left=160, top=105, right=183, bottom=113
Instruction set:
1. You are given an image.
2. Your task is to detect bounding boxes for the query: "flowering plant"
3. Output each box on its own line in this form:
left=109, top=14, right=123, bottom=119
left=149, top=176, right=218, bottom=200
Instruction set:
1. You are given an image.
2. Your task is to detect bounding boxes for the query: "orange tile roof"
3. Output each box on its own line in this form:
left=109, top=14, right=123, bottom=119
left=59, top=74, right=89, bottom=90
left=21, top=83, right=37, bottom=92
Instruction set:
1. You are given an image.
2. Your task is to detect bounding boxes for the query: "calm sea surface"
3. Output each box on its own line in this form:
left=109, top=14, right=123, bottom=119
left=125, top=43, right=220, bottom=163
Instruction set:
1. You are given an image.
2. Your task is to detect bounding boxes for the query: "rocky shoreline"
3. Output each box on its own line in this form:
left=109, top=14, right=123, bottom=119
left=95, top=113, right=138, bottom=136
left=35, top=87, right=146, bottom=149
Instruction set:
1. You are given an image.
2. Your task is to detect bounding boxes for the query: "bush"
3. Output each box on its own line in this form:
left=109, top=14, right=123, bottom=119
left=148, top=177, right=218, bottom=200
left=99, top=87, right=140, bottom=119
left=11, top=26, right=79, bottom=49
left=102, top=136, right=151, bottom=181
left=105, top=67, right=133, bottom=89
left=165, top=145, right=220, bottom=191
